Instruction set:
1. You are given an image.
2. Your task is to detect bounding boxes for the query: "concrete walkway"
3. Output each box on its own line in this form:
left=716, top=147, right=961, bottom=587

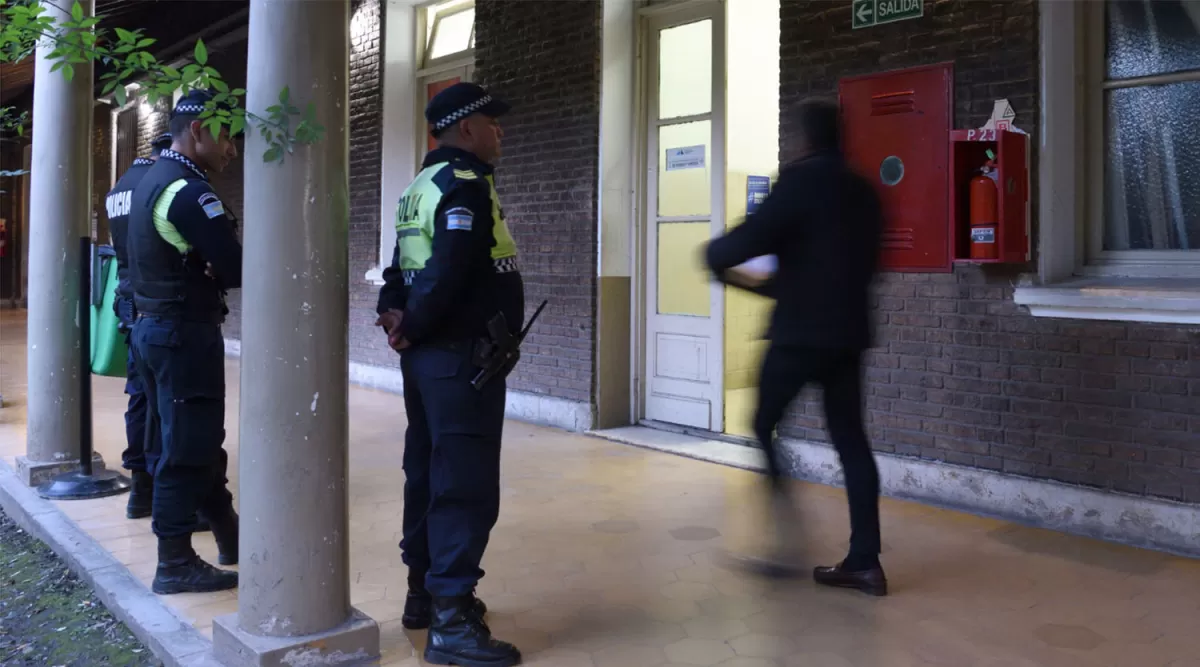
left=1, top=308, right=1199, bottom=667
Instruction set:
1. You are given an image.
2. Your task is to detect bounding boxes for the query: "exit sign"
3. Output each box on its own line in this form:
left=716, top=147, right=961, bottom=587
left=852, top=0, right=923, bottom=29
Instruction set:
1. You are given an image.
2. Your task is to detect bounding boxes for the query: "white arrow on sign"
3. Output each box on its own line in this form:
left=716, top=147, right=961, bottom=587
left=856, top=0, right=874, bottom=23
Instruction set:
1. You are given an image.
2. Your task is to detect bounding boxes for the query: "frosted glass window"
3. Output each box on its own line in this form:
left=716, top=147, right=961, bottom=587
left=657, top=121, right=711, bottom=218
left=657, top=222, right=711, bottom=317
left=658, top=20, right=712, bottom=120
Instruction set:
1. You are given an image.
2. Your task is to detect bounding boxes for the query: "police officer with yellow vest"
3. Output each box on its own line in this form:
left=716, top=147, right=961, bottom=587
left=376, top=82, right=524, bottom=667
left=127, top=90, right=242, bottom=595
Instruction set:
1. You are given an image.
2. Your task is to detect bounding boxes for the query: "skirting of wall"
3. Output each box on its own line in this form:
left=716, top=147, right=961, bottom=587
left=222, top=338, right=595, bottom=433
left=590, top=425, right=1200, bottom=559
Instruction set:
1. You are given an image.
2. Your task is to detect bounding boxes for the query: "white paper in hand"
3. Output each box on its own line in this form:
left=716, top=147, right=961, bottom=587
left=734, top=255, right=777, bottom=278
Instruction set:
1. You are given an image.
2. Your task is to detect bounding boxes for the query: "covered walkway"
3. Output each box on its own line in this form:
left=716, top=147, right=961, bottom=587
left=2, top=309, right=1199, bottom=667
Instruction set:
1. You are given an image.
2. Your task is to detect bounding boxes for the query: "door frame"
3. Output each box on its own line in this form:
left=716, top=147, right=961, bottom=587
left=632, top=0, right=727, bottom=431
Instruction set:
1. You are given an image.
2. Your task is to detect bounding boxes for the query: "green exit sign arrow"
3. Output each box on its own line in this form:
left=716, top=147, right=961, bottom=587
left=853, top=0, right=923, bottom=29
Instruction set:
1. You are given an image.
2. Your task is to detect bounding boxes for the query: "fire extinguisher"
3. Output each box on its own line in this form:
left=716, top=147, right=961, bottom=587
left=969, top=150, right=999, bottom=260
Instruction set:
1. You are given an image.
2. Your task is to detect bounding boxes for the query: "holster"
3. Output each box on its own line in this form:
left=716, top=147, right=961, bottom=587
left=470, top=313, right=520, bottom=389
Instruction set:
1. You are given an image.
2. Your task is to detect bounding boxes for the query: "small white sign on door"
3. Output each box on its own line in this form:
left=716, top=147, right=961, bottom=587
left=665, top=145, right=706, bottom=171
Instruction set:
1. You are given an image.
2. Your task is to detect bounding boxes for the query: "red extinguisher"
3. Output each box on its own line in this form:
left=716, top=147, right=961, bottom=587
left=969, top=149, right=999, bottom=260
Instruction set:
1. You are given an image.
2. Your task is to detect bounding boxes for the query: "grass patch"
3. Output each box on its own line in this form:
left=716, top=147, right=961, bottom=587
left=0, top=507, right=160, bottom=666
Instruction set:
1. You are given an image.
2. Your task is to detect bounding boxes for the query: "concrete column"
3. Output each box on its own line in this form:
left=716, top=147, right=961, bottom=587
left=212, top=1, right=378, bottom=665
left=17, top=0, right=101, bottom=486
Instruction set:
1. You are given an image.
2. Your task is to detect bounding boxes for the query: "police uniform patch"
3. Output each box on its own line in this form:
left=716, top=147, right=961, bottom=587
left=198, top=191, right=226, bottom=219
left=445, top=207, right=473, bottom=231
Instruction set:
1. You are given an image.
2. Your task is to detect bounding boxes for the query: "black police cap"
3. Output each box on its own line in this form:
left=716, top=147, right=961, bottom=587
left=171, top=89, right=242, bottom=138
left=426, top=82, right=510, bottom=137
left=151, top=133, right=172, bottom=151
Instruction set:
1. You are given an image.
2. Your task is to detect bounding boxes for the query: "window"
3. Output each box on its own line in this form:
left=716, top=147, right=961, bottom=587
left=419, top=0, right=475, bottom=151
left=1085, top=0, right=1200, bottom=272
left=1017, top=0, right=1200, bottom=323
left=371, top=0, right=477, bottom=285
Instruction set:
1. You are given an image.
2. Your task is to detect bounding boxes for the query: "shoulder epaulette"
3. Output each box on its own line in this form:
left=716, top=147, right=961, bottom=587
left=432, top=160, right=484, bottom=192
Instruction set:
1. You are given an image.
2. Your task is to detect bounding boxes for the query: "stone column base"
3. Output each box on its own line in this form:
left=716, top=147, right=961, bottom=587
left=212, top=608, right=380, bottom=667
left=16, top=454, right=107, bottom=487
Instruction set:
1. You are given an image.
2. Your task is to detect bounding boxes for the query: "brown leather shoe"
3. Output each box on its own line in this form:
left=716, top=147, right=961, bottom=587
left=813, top=562, right=888, bottom=596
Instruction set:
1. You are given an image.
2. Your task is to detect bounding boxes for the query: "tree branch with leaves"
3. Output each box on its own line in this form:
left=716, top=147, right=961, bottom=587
left=0, top=0, right=324, bottom=164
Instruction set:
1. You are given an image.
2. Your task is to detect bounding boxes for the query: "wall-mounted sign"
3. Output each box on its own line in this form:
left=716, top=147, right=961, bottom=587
left=852, top=0, right=923, bottom=29
left=665, top=145, right=705, bottom=171
left=746, top=175, right=770, bottom=214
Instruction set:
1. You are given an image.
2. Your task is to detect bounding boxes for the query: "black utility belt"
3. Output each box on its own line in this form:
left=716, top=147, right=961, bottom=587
left=134, top=312, right=224, bottom=326
left=416, top=337, right=501, bottom=370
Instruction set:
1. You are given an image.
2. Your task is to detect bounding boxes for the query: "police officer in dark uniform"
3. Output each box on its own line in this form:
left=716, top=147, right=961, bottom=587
left=108, top=132, right=171, bottom=523
left=376, top=82, right=524, bottom=667
left=127, top=90, right=242, bottom=595
left=108, top=133, right=211, bottom=537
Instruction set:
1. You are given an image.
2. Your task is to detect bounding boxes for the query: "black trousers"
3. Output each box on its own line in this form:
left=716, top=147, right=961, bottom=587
left=754, top=344, right=881, bottom=556
left=399, top=343, right=506, bottom=598
left=131, top=316, right=234, bottom=540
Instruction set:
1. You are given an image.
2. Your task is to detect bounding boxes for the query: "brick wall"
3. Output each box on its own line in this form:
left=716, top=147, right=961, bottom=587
left=91, top=104, right=113, bottom=242
left=779, top=0, right=1200, bottom=503
left=136, top=98, right=170, bottom=158
left=346, top=0, right=391, bottom=369
left=472, top=0, right=602, bottom=403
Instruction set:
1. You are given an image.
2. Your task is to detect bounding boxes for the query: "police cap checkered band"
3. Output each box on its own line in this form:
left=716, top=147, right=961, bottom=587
left=434, top=94, right=494, bottom=131
left=426, top=82, right=510, bottom=136
left=172, top=89, right=233, bottom=119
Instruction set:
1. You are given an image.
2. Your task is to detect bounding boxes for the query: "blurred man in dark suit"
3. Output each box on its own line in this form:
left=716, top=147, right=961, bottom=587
left=704, top=98, right=888, bottom=596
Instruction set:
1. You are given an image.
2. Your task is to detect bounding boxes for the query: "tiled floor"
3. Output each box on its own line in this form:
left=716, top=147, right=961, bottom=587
left=2, top=309, right=1200, bottom=666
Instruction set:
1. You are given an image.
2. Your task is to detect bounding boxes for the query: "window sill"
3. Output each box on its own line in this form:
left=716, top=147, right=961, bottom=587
left=1013, top=277, right=1200, bottom=325
left=365, top=266, right=385, bottom=286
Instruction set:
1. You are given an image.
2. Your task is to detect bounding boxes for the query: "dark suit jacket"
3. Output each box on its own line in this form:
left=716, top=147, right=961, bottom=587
left=704, top=151, right=884, bottom=351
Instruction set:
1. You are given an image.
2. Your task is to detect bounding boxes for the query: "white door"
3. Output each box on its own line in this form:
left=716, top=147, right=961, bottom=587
left=643, top=3, right=725, bottom=431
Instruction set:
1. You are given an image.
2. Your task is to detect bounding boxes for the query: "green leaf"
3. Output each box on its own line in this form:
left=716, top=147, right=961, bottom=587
left=204, top=117, right=223, bottom=140
left=70, top=1, right=82, bottom=22
left=278, top=86, right=290, bottom=104
left=101, top=80, right=116, bottom=94
left=62, top=63, right=74, bottom=81
left=231, top=88, right=246, bottom=97
left=163, top=66, right=181, bottom=79
left=136, top=37, right=155, bottom=48
left=230, top=115, right=246, bottom=137
left=263, top=145, right=283, bottom=163
left=115, top=27, right=135, bottom=43
left=194, top=38, right=207, bottom=65
left=114, top=85, right=126, bottom=106
left=211, top=78, right=229, bottom=93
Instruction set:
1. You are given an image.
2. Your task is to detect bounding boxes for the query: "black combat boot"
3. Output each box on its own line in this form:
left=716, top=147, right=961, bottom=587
left=207, top=509, right=238, bottom=566
left=125, top=471, right=153, bottom=519
left=424, top=595, right=520, bottom=667
left=151, top=535, right=238, bottom=595
left=402, top=587, right=488, bottom=630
